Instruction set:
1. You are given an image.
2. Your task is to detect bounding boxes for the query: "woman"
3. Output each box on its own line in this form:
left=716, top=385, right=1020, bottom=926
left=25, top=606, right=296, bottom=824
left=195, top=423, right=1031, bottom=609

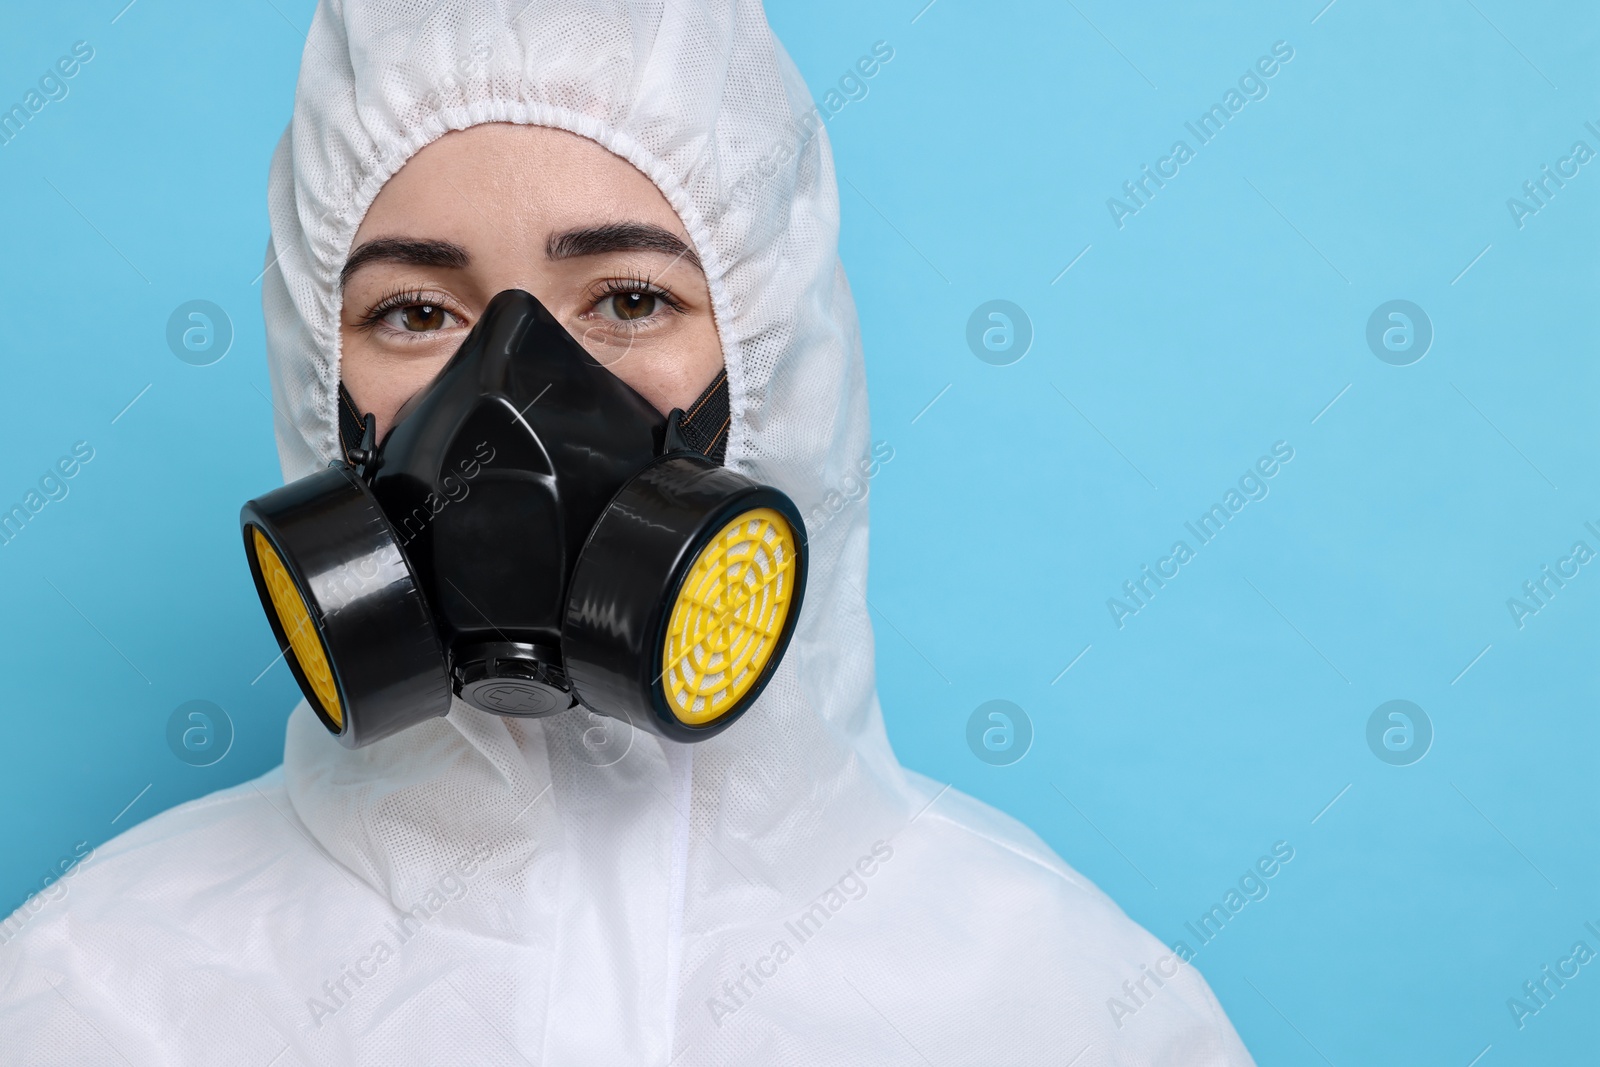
left=0, top=2, right=1253, bottom=1063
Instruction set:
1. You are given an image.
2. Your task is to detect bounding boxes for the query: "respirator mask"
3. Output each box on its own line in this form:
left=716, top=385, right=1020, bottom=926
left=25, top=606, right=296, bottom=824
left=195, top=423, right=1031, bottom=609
left=240, top=289, right=807, bottom=748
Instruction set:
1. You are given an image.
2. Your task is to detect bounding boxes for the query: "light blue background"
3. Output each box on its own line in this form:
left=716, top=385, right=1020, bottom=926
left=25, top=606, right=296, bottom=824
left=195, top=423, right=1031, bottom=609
left=2, top=2, right=1595, bottom=1062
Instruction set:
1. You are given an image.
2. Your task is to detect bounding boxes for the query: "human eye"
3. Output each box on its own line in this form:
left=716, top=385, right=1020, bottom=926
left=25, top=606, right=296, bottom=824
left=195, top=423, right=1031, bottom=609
left=355, top=288, right=469, bottom=339
left=581, top=274, right=687, bottom=330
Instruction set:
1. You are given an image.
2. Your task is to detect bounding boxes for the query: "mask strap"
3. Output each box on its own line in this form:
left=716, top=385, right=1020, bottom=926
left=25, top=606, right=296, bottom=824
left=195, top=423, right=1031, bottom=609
left=336, top=382, right=368, bottom=465
left=339, top=367, right=731, bottom=467
left=671, top=368, right=729, bottom=465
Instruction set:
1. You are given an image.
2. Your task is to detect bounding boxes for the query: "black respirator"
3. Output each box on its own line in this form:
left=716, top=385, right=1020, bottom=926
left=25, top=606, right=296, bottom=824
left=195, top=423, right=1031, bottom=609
left=240, top=289, right=807, bottom=748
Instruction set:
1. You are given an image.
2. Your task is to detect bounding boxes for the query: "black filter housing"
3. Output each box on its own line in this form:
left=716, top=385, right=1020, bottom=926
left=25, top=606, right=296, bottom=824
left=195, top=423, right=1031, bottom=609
left=240, top=289, right=806, bottom=748
left=565, top=453, right=807, bottom=743
left=241, top=465, right=450, bottom=748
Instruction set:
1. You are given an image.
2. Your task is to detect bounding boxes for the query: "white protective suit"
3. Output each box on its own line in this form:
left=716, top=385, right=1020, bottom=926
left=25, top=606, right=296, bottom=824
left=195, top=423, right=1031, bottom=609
left=0, top=2, right=1255, bottom=1063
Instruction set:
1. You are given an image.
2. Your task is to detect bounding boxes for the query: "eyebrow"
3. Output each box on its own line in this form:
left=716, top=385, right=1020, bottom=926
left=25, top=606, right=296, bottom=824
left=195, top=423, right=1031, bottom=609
left=546, top=222, right=702, bottom=274
left=340, top=237, right=468, bottom=288
left=340, top=222, right=703, bottom=289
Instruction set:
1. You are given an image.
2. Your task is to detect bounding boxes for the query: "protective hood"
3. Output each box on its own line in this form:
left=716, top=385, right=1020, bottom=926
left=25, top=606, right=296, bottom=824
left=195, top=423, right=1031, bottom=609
left=262, top=0, right=911, bottom=1001
left=0, top=1, right=1254, bottom=1063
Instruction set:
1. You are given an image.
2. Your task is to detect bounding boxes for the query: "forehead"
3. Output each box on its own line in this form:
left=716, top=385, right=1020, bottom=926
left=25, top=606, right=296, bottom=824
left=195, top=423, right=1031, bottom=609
left=353, top=122, right=689, bottom=246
